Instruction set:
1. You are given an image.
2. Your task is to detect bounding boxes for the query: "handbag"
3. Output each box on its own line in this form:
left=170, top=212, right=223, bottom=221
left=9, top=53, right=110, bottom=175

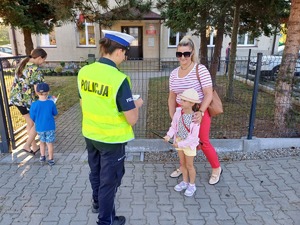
left=196, top=64, right=223, bottom=117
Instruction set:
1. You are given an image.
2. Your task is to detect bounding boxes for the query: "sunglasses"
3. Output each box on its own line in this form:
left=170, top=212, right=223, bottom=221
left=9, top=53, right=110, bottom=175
left=176, top=51, right=192, bottom=58
left=121, top=47, right=130, bottom=56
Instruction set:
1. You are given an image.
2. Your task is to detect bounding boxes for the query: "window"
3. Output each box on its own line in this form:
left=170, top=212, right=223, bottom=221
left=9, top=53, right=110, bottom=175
left=168, top=28, right=185, bottom=47
left=206, top=28, right=216, bottom=47
left=237, top=33, right=255, bottom=46
left=77, top=19, right=96, bottom=46
left=40, top=30, right=56, bottom=46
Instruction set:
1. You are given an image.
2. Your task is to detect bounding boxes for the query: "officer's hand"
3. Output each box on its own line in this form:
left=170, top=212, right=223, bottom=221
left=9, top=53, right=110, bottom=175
left=134, top=98, right=143, bottom=108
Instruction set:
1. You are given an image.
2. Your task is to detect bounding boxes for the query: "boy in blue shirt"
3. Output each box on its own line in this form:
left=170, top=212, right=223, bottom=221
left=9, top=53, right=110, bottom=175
left=30, top=82, right=58, bottom=166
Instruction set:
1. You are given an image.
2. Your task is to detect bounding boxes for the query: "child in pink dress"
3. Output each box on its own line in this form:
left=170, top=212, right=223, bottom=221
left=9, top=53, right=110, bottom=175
left=164, top=88, right=200, bottom=197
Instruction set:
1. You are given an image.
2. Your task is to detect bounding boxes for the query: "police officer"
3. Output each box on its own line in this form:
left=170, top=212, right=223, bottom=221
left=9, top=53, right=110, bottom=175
left=78, top=30, right=143, bottom=225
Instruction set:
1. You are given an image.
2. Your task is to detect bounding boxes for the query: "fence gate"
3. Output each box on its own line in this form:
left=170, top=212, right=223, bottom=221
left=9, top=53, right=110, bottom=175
left=0, top=56, right=27, bottom=153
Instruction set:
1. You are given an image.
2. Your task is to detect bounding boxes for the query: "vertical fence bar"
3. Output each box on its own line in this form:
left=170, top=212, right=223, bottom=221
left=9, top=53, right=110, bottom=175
left=245, top=49, right=251, bottom=81
left=0, top=60, right=10, bottom=153
left=247, top=53, right=262, bottom=139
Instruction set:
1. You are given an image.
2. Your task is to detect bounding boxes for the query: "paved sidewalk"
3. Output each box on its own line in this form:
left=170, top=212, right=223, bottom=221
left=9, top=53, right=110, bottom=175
left=0, top=104, right=300, bottom=225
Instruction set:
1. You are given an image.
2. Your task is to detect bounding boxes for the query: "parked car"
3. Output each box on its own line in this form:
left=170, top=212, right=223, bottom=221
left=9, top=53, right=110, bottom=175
left=0, top=45, right=13, bottom=55
left=0, top=45, right=13, bottom=68
left=249, top=49, right=300, bottom=80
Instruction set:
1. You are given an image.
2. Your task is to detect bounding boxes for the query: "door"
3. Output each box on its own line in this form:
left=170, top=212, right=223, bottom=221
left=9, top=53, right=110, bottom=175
left=121, top=26, right=143, bottom=60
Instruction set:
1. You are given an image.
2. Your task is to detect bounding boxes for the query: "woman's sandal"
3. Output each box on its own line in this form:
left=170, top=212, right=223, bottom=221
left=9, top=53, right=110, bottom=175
left=170, top=168, right=182, bottom=178
left=209, top=168, right=223, bottom=185
left=21, top=149, right=36, bottom=155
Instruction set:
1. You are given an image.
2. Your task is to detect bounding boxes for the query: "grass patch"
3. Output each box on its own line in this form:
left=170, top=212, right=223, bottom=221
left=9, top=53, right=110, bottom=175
left=45, top=76, right=79, bottom=113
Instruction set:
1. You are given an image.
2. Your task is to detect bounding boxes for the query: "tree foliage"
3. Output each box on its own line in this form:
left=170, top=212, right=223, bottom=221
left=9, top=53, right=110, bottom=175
left=42, top=0, right=152, bottom=28
left=157, top=0, right=290, bottom=89
left=157, top=0, right=232, bottom=83
left=0, top=0, right=152, bottom=54
left=0, top=0, right=56, bottom=33
left=0, top=0, right=59, bottom=54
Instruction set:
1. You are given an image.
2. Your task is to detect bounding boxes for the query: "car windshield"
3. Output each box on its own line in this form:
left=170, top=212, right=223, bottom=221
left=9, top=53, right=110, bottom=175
left=274, top=51, right=283, bottom=56
left=0, top=46, right=12, bottom=54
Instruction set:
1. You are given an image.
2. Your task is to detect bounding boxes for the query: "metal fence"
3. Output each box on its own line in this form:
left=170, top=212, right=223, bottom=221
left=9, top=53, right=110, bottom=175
left=0, top=55, right=27, bottom=152
left=120, top=56, right=300, bottom=139
left=1, top=54, right=300, bottom=153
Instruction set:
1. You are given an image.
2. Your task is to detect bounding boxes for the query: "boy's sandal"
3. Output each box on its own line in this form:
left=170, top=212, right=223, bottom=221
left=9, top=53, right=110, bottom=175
left=170, top=168, right=182, bottom=178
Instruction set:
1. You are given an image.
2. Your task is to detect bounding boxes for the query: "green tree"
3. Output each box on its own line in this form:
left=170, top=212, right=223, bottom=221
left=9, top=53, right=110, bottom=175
left=42, top=0, right=152, bottom=33
left=0, top=0, right=152, bottom=54
left=0, top=0, right=58, bottom=54
left=157, top=0, right=290, bottom=94
left=223, top=0, right=290, bottom=99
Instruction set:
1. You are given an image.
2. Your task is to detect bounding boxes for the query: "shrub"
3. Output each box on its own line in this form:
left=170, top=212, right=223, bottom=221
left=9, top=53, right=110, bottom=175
left=54, top=65, right=63, bottom=73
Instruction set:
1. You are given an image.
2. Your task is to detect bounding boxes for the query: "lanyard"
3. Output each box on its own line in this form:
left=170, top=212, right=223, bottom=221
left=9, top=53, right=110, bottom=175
left=180, top=111, right=190, bottom=133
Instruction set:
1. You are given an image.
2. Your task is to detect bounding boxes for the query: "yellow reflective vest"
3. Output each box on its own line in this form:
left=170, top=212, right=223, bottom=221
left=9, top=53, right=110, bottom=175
left=78, top=62, right=134, bottom=143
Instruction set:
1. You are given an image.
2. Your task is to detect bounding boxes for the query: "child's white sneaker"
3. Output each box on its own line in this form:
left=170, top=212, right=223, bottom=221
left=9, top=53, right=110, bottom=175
left=184, top=184, right=196, bottom=197
left=174, top=181, right=188, bottom=192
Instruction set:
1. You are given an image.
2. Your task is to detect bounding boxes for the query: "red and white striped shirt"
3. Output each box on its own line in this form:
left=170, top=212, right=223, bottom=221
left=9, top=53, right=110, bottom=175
left=169, top=64, right=212, bottom=104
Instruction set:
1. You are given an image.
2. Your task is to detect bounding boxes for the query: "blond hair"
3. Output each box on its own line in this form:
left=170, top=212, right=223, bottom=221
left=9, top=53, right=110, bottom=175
left=178, top=36, right=198, bottom=63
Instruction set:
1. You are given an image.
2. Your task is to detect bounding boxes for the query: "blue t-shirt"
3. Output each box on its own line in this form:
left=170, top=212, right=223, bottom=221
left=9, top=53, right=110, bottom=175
left=30, top=100, right=58, bottom=132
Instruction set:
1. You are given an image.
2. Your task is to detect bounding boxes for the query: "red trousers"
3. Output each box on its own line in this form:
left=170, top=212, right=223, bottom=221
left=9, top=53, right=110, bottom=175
left=198, top=109, right=220, bottom=168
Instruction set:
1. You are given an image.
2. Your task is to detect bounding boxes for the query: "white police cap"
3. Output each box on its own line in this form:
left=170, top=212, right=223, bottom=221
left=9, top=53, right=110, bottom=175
left=102, top=30, right=135, bottom=47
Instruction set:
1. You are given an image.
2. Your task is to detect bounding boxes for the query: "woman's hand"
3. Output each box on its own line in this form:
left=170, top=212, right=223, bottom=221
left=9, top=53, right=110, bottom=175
left=193, top=111, right=203, bottom=124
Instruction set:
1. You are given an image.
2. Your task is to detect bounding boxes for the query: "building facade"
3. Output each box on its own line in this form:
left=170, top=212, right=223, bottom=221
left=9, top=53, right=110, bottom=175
left=8, top=10, right=280, bottom=64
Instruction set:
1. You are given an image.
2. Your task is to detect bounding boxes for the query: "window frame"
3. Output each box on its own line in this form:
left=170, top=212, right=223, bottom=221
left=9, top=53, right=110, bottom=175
left=237, top=33, right=256, bottom=46
left=207, top=28, right=216, bottom=47
left=77, top=19, right=96, bottom=47
left=167, top=28, right=186, bottom=47
left=38, top=30, right=57, bottom=47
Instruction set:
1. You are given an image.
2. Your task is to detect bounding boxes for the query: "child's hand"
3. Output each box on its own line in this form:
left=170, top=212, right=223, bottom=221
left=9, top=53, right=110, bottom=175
left=164, top=135, right=171, bottom=142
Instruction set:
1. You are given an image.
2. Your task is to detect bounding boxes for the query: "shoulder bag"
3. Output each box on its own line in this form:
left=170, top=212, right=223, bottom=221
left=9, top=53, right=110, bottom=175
left=196, top=64, right=223, bottom=117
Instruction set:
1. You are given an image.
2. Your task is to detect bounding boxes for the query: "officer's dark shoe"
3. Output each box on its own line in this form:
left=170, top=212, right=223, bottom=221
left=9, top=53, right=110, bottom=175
left=92, top=200, right=99, bottom=213
left=113, top=216, right=126, bottom=225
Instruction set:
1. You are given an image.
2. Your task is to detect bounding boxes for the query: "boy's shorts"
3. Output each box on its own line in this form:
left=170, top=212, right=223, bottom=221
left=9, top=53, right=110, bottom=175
left=175, top=137, right=197, bottom=157
left=37, top=130, right=56, bottom=143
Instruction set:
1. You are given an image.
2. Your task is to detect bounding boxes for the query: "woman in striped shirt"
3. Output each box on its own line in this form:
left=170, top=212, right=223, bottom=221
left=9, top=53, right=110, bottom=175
left=168, top=36, right=222, bottom=185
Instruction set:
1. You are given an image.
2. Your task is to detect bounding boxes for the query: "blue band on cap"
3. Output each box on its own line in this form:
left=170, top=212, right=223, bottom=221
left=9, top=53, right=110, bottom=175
left=105, top=33, right=129, bottom=47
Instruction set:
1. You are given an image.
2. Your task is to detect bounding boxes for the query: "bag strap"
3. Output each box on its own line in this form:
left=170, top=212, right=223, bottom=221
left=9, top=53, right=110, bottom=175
left=195, top=64, right=203, bottom=90
left=196, top=63, right=215, bottom=91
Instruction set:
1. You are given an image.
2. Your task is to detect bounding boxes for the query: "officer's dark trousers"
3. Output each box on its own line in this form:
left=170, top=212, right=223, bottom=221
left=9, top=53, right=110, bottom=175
left=85, top=138, right=126, bottom=225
